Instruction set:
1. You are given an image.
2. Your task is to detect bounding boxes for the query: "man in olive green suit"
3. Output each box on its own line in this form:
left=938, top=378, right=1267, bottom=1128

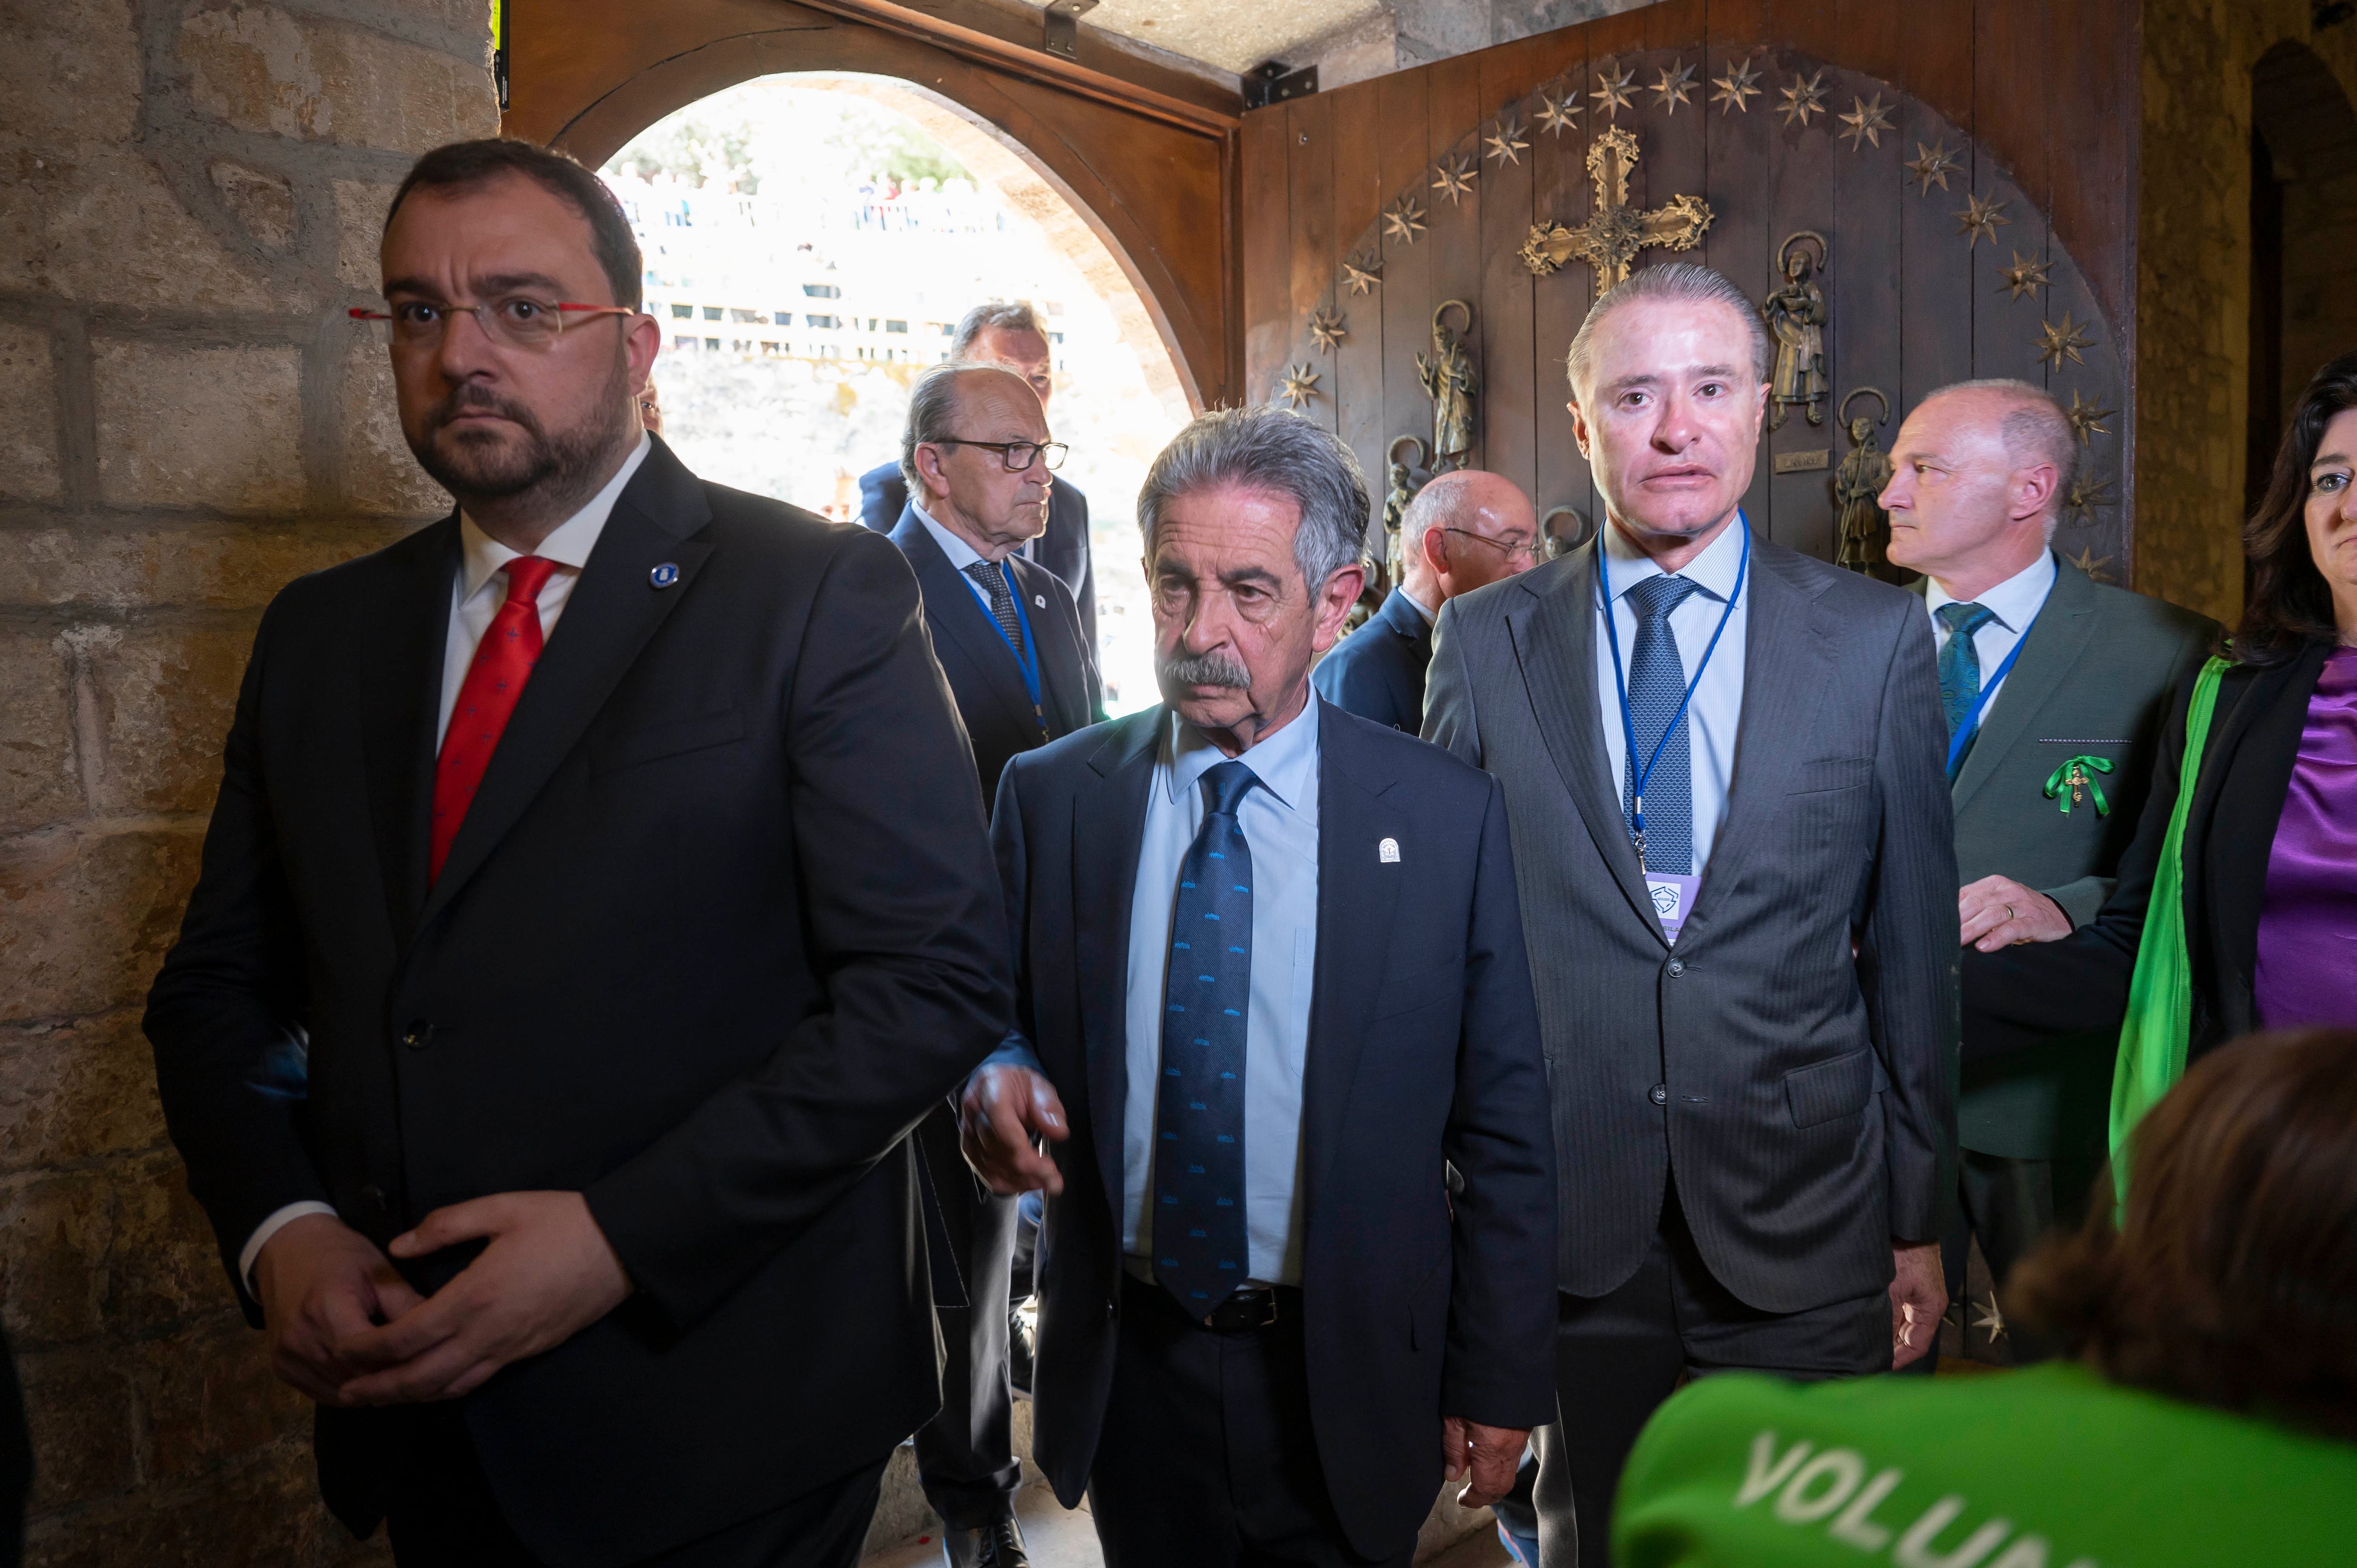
left=1880, top=380, right=2214, bottom=1350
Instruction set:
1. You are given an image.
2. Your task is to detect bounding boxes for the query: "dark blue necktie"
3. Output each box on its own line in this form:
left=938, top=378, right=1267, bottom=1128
left=1937, top=602, right=1997, bottom=756
left=1152, top=759, right=1256, bottom=1319
left=1624, top=574, right=1703, bottom=875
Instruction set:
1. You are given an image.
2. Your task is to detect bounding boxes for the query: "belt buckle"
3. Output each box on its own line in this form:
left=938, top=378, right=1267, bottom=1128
left=1205, top=1289, right=1279, bottom=1334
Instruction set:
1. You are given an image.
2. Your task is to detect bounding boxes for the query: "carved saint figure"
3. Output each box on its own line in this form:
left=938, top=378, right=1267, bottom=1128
left=1833, top=402, right=1896, bottom=573
left=1416, top=300, right=1478, bottom=470
left=1762, top=234, right=1829, bottom=431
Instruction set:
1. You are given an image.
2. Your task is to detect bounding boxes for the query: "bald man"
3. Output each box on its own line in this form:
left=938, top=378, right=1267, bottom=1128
left=1882, top=379, right=2214, bottom=1358
left=1313, top=470, right=1539, bottom=732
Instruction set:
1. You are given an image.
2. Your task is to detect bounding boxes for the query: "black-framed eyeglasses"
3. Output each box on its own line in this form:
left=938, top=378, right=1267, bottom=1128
left=1441, top=527, right=1541, bottom=564
left=930, top=438, right=1069, bottom=473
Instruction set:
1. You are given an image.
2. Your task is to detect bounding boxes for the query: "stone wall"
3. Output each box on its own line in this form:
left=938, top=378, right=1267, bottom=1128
left=2134, top=1, right=2357, bottom=623
left=0, top=1, right=493, bottom=1560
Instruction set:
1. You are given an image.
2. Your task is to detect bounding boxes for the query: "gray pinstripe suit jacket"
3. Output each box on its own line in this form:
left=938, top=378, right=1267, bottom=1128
left=1424, top=532, right=1960, bottom=1314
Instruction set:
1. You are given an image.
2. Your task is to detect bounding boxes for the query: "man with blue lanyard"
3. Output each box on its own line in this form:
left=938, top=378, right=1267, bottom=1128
left=1424, top=262, right=1957, bottom=1568
left=889, top=361, right=1101, bottom=1568
left=1881, top=379, right=2215, bottom=1365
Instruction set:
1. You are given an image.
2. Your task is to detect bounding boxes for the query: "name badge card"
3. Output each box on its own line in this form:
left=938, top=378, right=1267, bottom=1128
left=1647, top=873, right=1699, bottom=941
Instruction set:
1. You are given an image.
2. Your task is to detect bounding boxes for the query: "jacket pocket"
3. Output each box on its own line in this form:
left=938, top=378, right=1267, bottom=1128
left=590, top=706, right=747, bottom=776
left=1785, top=1048, right=1875, bottom=1129
left=1790, top=756, right=1873, bottom=795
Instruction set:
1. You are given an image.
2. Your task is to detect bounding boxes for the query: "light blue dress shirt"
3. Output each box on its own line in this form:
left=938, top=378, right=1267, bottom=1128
left=1593, top=513, right=1751, bottom=878
left=1923, top=548, right=2058, bottom=726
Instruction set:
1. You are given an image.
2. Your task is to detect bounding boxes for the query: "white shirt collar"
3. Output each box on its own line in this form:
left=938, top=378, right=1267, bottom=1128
left=1165, top=692, right=1322, bottom=818
left=1395, top=587, right=1439, bottom=626
left=911, top=498, right=991, bottom=573
left=1924, top=547, right=2058, bottom=631
left=457, top=433, right=651, bottom=600
left=1600, top=509, right=1750, bottom=605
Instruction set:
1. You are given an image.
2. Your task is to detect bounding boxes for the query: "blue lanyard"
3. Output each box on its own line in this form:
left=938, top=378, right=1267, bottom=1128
left=954, top=559, right=1046, bottom=725
left=1943, top=607, right=2041, bottom=777
left=1597, top=515, right=1750, bottom=872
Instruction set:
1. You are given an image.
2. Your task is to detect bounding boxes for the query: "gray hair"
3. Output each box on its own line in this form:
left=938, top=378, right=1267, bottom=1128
left=1136, top=406, right=1370, bottom=591
left=900, top=361, right=1037, bottom=501
left=1924, top=378, right=2079, bottom=539
left=951, top=300, right=1044, bottom=357
left=1564, top=261, right=1773, bottom=400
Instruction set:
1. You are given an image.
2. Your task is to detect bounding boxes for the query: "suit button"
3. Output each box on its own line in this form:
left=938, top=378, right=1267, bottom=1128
left=400, top=1020, right=434, bottom=1050
left=1666, top=960, right=1685, bottom=977
left=1649, top=1084, right=1669, bottom=1106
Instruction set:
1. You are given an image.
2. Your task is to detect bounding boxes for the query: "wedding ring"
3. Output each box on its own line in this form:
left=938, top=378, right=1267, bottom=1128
left=2003, top=903, right=2017, bottom=922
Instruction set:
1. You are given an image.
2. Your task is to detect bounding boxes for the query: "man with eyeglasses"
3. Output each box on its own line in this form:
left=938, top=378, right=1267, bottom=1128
left=885, top=360, right=1100, bottom=1568
left=1312, top=470, right=1540, bottom=734
left=144, top=138, right=1012, bottom=1568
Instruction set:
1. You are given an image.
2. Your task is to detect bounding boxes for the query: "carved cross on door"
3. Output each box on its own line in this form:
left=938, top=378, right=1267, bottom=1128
left=1519, top=128, right=1714, bottom=296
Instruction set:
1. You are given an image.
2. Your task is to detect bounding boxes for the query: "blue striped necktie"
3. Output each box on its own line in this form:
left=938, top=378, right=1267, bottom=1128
left=1151, top=759, right=1256, bottom=1318
left=1624, top=574, right=1703, bottom=875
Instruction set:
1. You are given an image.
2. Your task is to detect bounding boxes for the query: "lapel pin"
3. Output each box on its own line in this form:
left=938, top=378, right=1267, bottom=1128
left=1034, top=594, right=1047, bottom=608
left=650, top=562, right=680, bottom=589
left=1379, top=837, right=1401, bottom=864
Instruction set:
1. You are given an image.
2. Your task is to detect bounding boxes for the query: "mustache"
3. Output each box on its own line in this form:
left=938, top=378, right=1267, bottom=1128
left=427, top=382, right=545, bottom=437
left=1158, top=649, right=1252, bottom=689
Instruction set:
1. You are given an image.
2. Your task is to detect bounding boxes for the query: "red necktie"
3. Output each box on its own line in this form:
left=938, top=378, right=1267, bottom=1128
left=430, top=556, right=560, bottom=883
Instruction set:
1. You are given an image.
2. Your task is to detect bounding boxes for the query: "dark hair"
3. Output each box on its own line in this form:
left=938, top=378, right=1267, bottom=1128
left=2011, top=1028, right=2357, bottom=1442
left=383, top=139, right=643, bottom=312
left=2235, top=352, right=2357, bottom=665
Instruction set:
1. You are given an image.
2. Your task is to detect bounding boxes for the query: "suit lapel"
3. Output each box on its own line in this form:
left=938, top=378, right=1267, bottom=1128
left=893, top=511, right=1046, bottom=742
left=1302, top=705, right=1408, bottom=1208
left=1009, top=555, right=1088, bottom=735
left=1952, top=554, right=2095, bottom=815
left=2200, top=644, right=2328, bottom=996
left=1073, top=710, right=1160, bottom=1226
left=1506, top=545, right=1663, bottom=944
left=416, top=445, right=714, bottom=931
left=358, top=519, right=461, bottom=943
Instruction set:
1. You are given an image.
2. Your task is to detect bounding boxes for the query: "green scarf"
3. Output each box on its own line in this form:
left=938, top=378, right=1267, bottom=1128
left=2107, top=655, right=2233, bottom=1190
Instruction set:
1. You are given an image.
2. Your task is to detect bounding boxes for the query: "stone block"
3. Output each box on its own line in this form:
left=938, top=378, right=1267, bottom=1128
left=23, top=1434, right=356, bottom=1568
left=341, top=337, right=447, bottom=515
left=131, top=1316, right=306, bottom=1486
left=104, top=1153, right=230, bottom=1338
left=178, top=4, right=499, bottom=155
left=94, top=341, right=304, bottom=514
left=0, top=629, right=82, bottom=837
left=0, top=324, right=63, bottom=502
left=0, top=1171, right=112, bottom=1342
left=14, top=1344, right=137, bottom=1512
left=209, top=161, right=297, bottom=252
left=0, top=0, right=141, bottom=143
left=90, top=619, right=254, bottom=816
left=0, top=1010, right=168, bottom=1174
left=10, top=521, right=418, bottom=612
left=0, top=823, right=206, bottom=1024
left=334, top=178, right=396, bottom=291
left=0, top=135, right=279, bottom=313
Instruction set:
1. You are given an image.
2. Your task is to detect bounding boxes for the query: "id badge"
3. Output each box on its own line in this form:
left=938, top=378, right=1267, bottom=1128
left=1646, top=873, right=1699, bottom=941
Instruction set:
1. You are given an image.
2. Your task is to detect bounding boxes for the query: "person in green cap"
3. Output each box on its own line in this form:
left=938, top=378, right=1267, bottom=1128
left=1610, top=1026, right=2357, bottom=1568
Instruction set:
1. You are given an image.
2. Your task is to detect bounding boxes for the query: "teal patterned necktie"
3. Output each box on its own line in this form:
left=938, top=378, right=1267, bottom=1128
left=1937, top=601, right=1998, bottom=751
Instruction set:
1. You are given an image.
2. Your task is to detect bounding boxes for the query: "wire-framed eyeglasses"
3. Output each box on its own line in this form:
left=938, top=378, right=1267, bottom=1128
left=1441, top=527, right=1542, bottom=564
left=348, top=297, right=641, bottom=351
left=929, top=438, right=1070, bottom=473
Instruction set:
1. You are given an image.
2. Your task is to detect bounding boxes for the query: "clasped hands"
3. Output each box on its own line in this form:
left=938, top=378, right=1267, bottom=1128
left=253, top=1191, right=632, bottom=1406
left=1959, top=875, right=2071, bottom=952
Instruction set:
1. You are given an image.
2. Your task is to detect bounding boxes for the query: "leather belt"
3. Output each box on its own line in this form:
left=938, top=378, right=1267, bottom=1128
left=1125, top=1272, right=1295, bottom=1335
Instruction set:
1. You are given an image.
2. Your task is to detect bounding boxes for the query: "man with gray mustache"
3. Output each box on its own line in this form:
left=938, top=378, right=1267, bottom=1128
left=956, top=405, right=1558, bottom=1568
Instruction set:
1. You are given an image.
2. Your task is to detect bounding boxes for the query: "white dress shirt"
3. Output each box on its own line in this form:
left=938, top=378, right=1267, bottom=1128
left=1923, top=548, right=2058, bottom=726
left=1120, top=701, right=1322, bottom=1288
left=238, top=433, right=652, bottom=1289
left=1593, top=513, right=1752, bottom=878
left=911, top=497, right=987, bottom=572
left=1395, top=586, right=1439, bottom=627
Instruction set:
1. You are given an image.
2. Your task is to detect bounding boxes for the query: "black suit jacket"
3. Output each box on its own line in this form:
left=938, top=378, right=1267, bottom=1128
left=1965, top=640, right=2332, bottom=1063
left=144, top=439, right=1012, bottom=1567
left=992, top=701, right=1558, bottom=1560
left=1310, top=587, right=1434, bottom=732
left=887, top=506, right=1101, bottom=802
left=861, top=461, right=1096, bottom=653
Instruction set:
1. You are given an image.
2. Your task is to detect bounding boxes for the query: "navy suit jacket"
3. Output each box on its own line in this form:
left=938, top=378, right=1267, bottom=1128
left=1311, top=587, right=1434, bottom=733
left=991, top=699, right=1558, bottom=1560
left=861, top=461, right=1096, bottom=654
left=887, top=506, right=1101, bottom=803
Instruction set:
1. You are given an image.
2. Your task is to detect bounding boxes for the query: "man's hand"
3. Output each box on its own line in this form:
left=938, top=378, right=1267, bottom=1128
left=959, top=1063, right=1070, bottom=1196
left=333, top=1191, right=632, bottom=1405
left=252, top=1212, right=425, bottom=1404
left=1889, top=1240, right=1946, bottom=1370
left=1959, top=875, right=2072, bottom=952
left=1442, top=1418, right=1528, bottom=1511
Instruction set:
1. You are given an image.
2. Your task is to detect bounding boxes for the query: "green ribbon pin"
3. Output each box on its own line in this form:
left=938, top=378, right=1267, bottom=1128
left=2043, top=754, right=2113, bottom=815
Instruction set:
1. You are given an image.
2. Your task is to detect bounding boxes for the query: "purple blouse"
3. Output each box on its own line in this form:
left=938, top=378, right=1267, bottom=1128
left=2254, top=646, right=2357, bottom=1028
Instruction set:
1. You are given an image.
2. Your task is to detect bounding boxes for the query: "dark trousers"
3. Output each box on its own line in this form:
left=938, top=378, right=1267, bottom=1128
left=1532, top=1185, right=1886, bottom=1568
left=385, top=1404, right=887, bottom=1568
left=913, top=1104, right=1023, bottom=1530
left=1936, top=1146, right=2100, bottom=1367
left=1089, top=1274, right=1412, bottom=1568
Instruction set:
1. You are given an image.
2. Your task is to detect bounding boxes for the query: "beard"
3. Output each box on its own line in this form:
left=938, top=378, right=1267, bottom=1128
left=408, top=353, right=635, bottom=513
left=1158, top=648, right=1253, bottom=691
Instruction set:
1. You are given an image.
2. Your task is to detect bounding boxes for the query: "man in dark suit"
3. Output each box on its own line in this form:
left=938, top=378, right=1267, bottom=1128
left=142, top=139, right=1011, bottom=1568
left=887, top=361, right=1100, bottom=1568
left=959, top=406, right=1558, bottom=1568
left=1880, top=379, right=2215, bottom=1351
left=1312, top=469, right=1540, bottom=732
left=1423, top=263, right=1957, bottom=1568
left=861, top=302, right=1096, bottom=654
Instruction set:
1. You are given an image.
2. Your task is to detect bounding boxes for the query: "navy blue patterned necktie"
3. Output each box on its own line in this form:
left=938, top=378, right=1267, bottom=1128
left=1624, top=574, right=1704, bottom=875
left=1152, top=759, right=1256, bottom=1319
left=962, top=559, right=1026, bottom=653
